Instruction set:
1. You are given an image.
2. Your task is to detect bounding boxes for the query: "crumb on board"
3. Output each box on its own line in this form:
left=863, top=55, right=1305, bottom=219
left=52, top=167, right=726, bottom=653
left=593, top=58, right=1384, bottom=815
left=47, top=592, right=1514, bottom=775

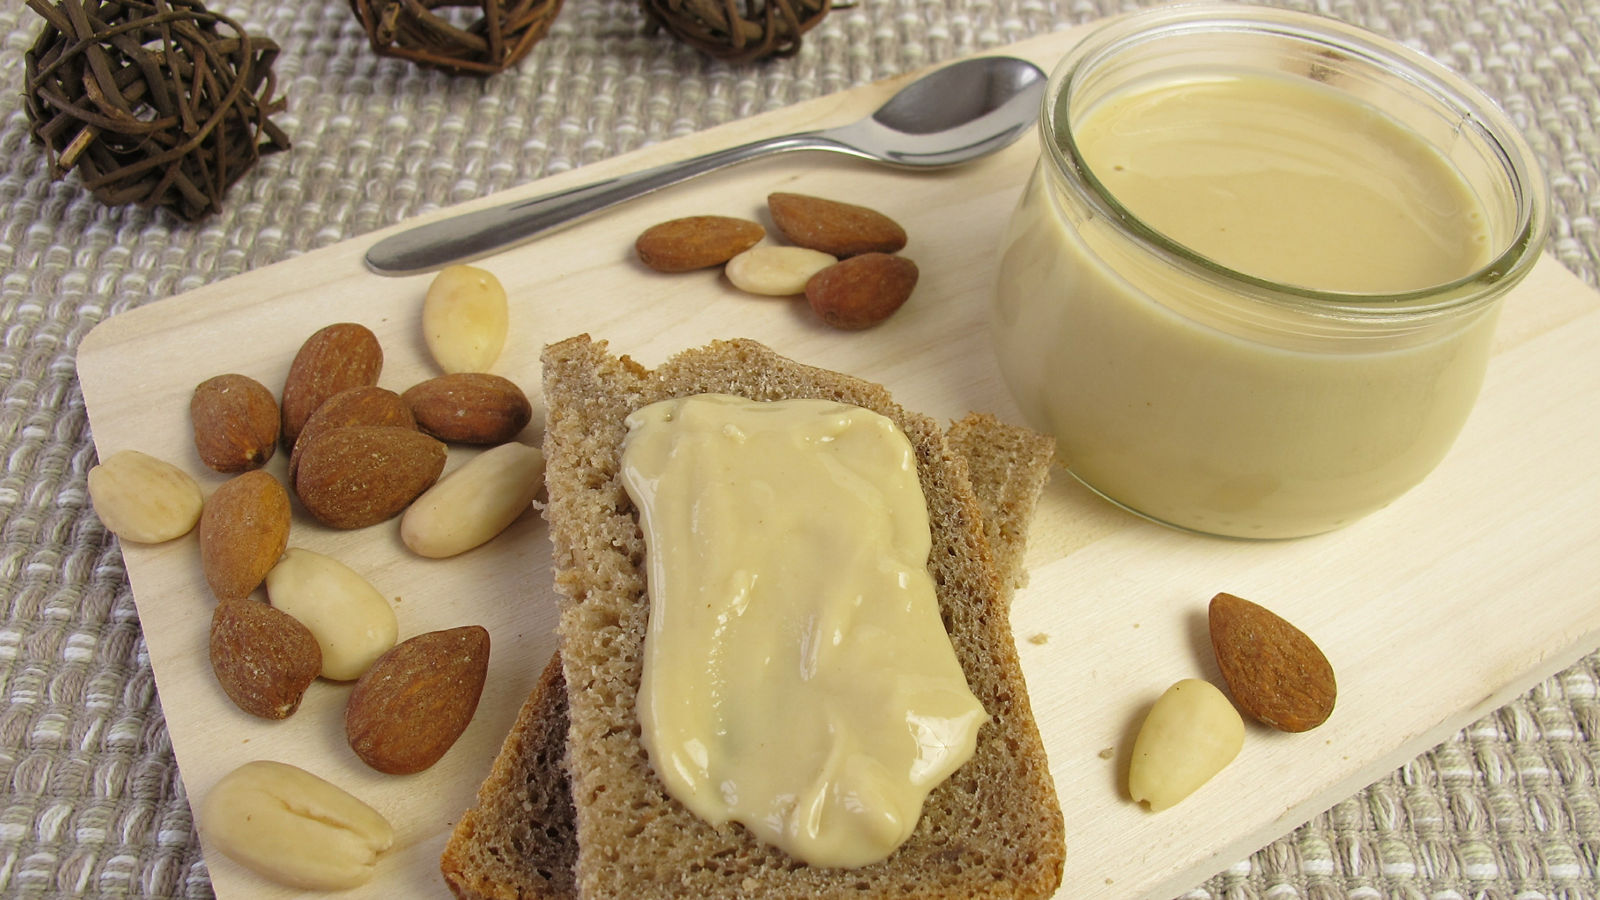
left=1028, top=632, right=1050, bottom=645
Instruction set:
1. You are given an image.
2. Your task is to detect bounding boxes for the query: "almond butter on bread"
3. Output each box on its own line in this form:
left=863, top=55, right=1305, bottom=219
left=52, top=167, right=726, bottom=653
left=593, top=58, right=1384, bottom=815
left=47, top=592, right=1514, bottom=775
left=441, top=337, right=1063, bottom=900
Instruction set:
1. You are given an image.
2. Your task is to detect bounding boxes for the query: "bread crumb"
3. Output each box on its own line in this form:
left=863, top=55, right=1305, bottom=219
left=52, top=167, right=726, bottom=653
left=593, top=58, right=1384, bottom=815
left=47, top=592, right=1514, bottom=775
left=1028, top=633, right=1050, bottom=645
left=1098, top=747, right=1114, bottom=760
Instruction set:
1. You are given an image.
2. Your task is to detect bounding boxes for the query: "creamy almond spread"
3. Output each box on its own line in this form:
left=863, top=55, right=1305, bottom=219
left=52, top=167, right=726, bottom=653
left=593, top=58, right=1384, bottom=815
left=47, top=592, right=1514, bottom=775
left=620, top=393, right=986, bottom=868
left=994, top=69, right=1500, bottom=537
left=1073, top=71, right=1491, bottom=293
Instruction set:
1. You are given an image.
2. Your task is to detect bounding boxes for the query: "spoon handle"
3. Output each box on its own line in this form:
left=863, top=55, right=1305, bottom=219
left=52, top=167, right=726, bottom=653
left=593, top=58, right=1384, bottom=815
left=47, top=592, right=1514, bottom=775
left=364, top=131, right=848, bottom=275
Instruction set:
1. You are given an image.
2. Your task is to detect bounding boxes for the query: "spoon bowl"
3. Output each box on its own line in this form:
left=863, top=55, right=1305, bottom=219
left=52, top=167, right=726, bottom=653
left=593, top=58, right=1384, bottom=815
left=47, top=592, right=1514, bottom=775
left=364, top=56, right=1047, bottom=275
left=875, top=53, right=1049, bottom=135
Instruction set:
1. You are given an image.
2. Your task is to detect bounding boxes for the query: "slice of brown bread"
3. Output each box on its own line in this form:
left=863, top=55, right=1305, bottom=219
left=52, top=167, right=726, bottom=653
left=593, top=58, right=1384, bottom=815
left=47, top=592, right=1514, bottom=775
left=439, top=407, right=1056, bottom=900
left=439, top=405, right=1056, bottom=900
left=442, top=336, right=1062, bottom=900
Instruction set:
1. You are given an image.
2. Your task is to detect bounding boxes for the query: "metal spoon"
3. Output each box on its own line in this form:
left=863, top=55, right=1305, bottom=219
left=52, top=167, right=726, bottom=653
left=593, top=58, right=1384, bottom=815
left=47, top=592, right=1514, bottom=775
left=364, top=55, right=1047, bottom=275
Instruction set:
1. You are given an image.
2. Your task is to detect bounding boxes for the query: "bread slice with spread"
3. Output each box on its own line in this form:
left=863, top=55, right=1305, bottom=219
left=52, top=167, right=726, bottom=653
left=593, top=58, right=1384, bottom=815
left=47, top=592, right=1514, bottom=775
left=443, top=336, right=1062, bottom=899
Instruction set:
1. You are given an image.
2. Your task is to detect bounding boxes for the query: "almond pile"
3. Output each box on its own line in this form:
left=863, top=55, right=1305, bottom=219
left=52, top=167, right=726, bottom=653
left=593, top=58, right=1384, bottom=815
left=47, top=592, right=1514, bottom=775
left=635, top=192, right=919, bottom=329
left=84, top=265, right=542, bottom=819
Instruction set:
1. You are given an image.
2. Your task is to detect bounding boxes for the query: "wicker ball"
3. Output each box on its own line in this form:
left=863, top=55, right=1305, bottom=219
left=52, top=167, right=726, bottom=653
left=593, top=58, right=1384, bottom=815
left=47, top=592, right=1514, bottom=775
left=642, top=0, right=831, bottom=63
left=350, top=0, right=565, bottom=76
left=23, top=0, right=290, bottom=222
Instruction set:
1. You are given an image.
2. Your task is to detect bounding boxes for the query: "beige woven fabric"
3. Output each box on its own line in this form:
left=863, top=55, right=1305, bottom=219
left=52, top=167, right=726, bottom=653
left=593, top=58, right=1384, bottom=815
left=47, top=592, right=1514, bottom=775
left=0, top=0, right=1595, bottom=897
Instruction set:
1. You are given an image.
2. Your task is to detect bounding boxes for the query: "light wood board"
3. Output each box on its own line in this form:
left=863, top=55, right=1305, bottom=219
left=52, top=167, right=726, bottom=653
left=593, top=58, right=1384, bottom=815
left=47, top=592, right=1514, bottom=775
left=76, top=25, right=1600, bottom=900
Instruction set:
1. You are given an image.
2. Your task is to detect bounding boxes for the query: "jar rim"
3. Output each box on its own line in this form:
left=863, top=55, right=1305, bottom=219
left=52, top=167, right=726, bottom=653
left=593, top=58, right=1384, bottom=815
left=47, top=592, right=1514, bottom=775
left=1043, top=2, right=1549, bottom=320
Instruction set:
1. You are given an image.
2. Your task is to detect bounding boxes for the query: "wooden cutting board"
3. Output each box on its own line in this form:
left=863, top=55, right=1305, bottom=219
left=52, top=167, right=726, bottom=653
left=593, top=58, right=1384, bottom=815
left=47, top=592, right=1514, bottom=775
left=76, top=25, right=1600, bottom=900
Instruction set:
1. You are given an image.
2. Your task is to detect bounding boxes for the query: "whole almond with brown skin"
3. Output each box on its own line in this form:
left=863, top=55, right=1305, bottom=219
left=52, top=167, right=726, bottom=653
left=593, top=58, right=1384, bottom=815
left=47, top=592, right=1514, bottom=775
left=768, top=192, right=908, bottom=257
left=280, top=323, right=384, bottom=449
left=192, top=374, right=280, bottom=473
left=345, top=625, right=490, bottom=774
left=199, top=470, right=292, bottom=602
left=295, top=425, right=446, bottom=529
left=1209, top=592, right=1337, bottom=732
left=805, top=253, right=919, bottom=330
left=402, top=373, right=533, bottom=444
left=209, top=597, right=322, bottom=719
left=288, top=386, right=415, bottom=489
left=635, top=215, right=764, bottom=272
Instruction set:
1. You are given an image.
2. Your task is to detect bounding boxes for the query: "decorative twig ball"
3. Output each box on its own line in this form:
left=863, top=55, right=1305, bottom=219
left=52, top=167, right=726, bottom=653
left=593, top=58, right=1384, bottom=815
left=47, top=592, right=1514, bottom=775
left=349, top=0, right=565, bottom=77
left=22, top=0, right=290, bottom=222
left=641, top=0, right=831, bottom=63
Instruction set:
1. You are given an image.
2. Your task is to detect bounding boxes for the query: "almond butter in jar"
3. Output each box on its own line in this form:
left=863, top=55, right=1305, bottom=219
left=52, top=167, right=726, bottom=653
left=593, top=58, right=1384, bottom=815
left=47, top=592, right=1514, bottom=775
left=990, top=4, right=1548, bottom=539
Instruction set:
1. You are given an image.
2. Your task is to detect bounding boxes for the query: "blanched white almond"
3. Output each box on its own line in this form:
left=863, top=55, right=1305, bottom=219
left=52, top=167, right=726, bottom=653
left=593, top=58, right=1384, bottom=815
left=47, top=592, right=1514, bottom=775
left=401, top=442, right=545, bottom=558
left=423, top=264, right=509, bottom=373
left=724, top=245, right=837, bottom=296
left=200, top=760, right=392, bottom=890
left=265, top=548, right=397, bottom=681
left=87, top=449, right=204, bottom=543
left=1127, top=678, right=1244, bottom=811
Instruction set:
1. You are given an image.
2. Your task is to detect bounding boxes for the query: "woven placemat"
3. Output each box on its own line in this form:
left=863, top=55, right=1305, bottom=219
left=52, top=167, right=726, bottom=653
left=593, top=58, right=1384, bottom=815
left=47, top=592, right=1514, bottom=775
left=0, top=0, right=1595, bottom=897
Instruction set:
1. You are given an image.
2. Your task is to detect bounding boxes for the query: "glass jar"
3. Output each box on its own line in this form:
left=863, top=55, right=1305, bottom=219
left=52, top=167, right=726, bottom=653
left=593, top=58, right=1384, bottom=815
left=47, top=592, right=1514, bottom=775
left=990, top=3, right=1548, bottom=539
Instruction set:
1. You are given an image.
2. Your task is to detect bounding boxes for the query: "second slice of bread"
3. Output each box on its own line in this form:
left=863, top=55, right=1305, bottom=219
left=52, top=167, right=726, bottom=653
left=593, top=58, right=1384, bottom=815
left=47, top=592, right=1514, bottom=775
left=534, top=335, right=1063, bottom=900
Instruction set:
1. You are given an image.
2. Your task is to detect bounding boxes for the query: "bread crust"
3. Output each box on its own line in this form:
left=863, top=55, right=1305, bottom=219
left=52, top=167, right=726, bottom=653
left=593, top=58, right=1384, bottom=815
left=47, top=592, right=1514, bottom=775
left=537, top=336, right=1063, bottom=900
